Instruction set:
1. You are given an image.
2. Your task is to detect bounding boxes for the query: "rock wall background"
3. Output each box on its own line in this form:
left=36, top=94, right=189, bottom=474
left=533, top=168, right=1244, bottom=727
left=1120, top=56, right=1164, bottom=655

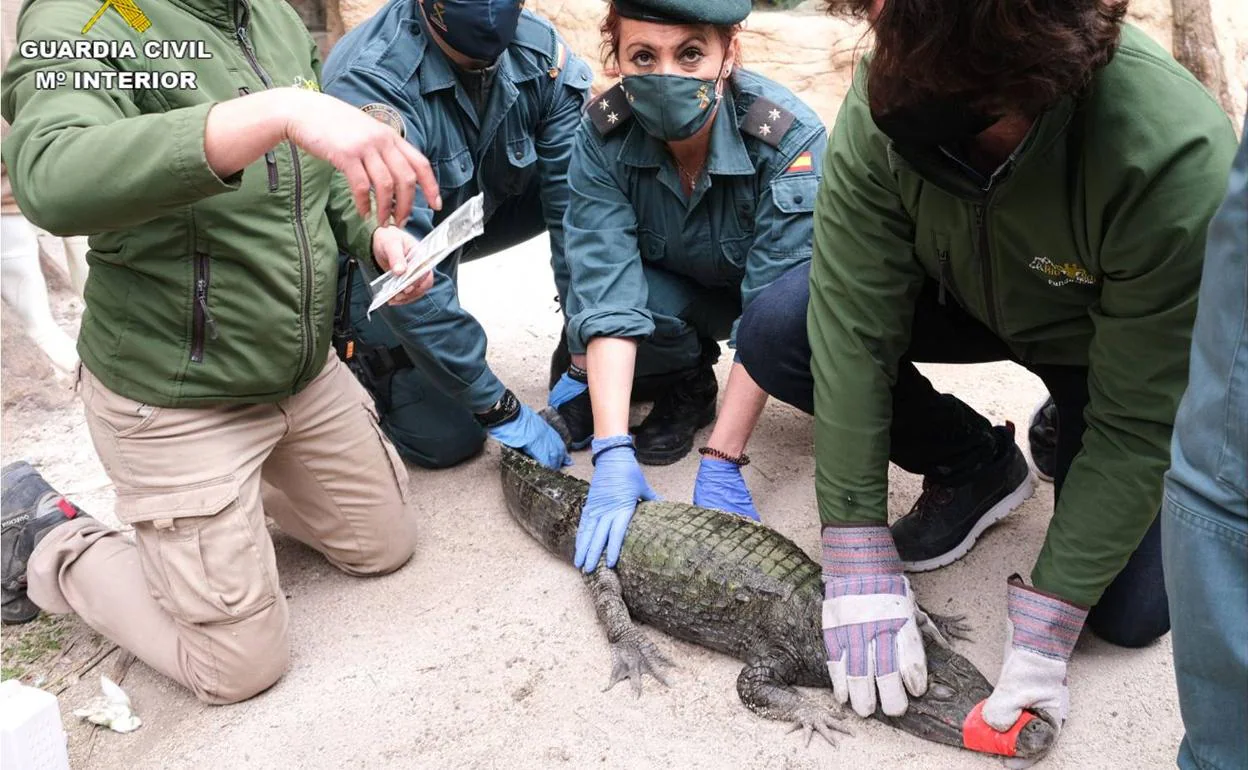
left=307, top=0, right=1247, bottom=133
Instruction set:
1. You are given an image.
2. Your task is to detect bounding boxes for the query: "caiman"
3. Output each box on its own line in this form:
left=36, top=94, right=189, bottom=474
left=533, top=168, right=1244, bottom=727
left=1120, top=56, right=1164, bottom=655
left=499, top=446, right=1056, bottom=759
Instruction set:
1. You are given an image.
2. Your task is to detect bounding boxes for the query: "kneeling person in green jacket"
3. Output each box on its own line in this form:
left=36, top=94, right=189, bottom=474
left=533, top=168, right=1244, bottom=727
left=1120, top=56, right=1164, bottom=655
left=735, top=0, right=1236, bottom=758
left=0, top=0, right=443, bottom=703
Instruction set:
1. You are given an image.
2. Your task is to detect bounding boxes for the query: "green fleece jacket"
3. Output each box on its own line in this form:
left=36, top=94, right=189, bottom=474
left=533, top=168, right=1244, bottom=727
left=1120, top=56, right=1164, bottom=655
left=1, top=0, right=376, bottom=407
left=809, top=24, right=1236, bottom=606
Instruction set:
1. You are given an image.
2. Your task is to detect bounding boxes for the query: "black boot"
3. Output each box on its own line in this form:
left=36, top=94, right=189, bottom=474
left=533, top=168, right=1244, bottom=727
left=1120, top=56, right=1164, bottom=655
left=549, top=328, right=572, bottom=391
left=553, top=365, right=594, bottom=450
left=2, top=462, right=89, bottom=625
left=890, top=423, right=1035, bottom=572
left=1027, top=397, right=1058, bottom=483
left=549, top=329, right=680, bottom=403
left=631, top=346, right=719, bottom=466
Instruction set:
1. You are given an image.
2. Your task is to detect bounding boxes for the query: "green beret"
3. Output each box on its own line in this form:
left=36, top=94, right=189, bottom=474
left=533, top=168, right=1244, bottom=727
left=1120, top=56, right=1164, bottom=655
left=613, top=0, right=750, bottom=26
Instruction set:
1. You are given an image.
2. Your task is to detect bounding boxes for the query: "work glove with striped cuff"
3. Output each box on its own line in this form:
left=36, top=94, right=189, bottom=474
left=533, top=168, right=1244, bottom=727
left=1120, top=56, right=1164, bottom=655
left=821, top=524, right=930, bottom=718
left=979, top=574, right=1088, bottom=767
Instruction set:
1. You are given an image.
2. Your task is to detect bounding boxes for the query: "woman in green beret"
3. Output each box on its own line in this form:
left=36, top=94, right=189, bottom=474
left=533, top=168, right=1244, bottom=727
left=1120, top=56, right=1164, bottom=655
left=546, top=0, right=826, bottom=572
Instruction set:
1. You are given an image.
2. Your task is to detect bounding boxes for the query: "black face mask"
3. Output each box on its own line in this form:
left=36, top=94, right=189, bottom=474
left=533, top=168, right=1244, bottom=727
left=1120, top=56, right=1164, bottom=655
left=870, top=97, right=1000, bottom=149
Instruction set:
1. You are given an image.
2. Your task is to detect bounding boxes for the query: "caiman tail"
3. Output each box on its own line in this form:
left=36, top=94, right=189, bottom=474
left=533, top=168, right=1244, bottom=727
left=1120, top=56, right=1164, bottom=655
left=499, top=447, right=1057, bottom=761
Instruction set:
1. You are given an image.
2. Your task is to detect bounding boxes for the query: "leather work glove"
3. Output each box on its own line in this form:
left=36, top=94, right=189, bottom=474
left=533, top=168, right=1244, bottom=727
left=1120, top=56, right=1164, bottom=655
left=574, top=436, right=659, bottom=572
left=548, top=364, right=589, bottom=409
left=977, top=575, right=1088, bottom=768
left=487, top=402, right=572, bottom=470
left=692, top=457, right=760, bottom=521
left=821, top=524, right=932, bottom=718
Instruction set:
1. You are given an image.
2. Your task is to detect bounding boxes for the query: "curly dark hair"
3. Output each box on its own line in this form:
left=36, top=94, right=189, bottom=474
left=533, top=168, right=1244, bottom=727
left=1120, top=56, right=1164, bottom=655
left=824, top=0, right=1128, bottom=116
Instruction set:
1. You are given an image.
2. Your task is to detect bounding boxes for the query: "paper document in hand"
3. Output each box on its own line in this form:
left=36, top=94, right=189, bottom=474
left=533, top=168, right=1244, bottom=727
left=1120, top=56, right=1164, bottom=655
left=366, top=193, right=486, bottom=316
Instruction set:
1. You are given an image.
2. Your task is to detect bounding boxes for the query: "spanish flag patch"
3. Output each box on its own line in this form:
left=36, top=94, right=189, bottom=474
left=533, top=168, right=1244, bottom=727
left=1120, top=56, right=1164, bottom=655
left=787, top=151, right=813, bottom=174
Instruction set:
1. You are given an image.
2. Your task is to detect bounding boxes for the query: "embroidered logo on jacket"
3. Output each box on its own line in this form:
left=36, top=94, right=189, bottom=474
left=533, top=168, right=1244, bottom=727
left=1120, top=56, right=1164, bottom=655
left=83, top=0, right=151, bottom=34
left=1029, top=257, right=1096, bottom=287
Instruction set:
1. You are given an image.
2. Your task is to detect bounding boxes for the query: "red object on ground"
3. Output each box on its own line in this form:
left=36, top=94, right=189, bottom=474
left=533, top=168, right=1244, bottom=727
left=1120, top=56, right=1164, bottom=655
left=962, top=700, right=1035, bottom=756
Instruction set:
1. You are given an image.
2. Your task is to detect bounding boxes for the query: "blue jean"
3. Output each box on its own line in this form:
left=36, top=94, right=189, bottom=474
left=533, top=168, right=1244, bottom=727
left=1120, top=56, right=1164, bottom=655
left=1162, top=111, right=1248, bottom=770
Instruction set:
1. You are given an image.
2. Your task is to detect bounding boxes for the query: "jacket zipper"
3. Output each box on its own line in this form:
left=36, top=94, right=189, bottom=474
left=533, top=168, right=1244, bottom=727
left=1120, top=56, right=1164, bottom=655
left=238, top=86, right=279, bottom=192
left=192, top=253, right=219, bottom=363
left=236, top=16, right=315, bottom=389
left=975, top=204, right=1000, bottom=332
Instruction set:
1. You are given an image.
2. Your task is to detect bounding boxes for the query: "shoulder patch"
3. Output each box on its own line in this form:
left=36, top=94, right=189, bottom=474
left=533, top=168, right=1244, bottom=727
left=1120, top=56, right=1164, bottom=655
left=588, top=84, right=631, bottom=135
left=741, top=97, right=795, bottom=148
left=361, top=103, right=405, bottom=139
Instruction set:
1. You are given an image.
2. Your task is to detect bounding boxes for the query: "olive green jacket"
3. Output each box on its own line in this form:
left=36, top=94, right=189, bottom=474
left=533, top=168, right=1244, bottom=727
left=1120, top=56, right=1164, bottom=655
left=809, top=24, right=1237, bottom=606
left=2, top=0, right=376, bottom=406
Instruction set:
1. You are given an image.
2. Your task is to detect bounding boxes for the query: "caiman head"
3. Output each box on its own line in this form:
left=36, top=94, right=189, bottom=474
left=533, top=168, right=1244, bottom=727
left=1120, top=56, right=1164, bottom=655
left=881, top=632, right=1057, bottom=759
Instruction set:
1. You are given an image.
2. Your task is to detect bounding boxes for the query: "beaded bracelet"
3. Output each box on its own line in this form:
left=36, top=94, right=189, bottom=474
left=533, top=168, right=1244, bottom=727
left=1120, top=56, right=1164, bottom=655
left=698, top=446, right=750, bottom=466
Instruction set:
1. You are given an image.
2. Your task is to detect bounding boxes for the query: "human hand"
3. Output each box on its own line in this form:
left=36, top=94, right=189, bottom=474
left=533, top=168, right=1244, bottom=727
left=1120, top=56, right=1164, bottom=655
left=279, top=89, right=442, bottom=226
left=692, top=456, right=760, bottom=521
left=977, top=576, right=1087, bottom=767
left=821, top=525, right=929, bottom=718
left=371, top=226, right=434, bottom=305
left=574, top=436, right=659, bottom=572
left=488, top=402, right=573, bottom=470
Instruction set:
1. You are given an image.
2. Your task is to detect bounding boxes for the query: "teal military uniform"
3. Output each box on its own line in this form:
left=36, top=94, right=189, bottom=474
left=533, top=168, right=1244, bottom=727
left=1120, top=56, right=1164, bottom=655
left=562, top=68, right=826, bottom=375
left=322, top=3, right=593, bottom=468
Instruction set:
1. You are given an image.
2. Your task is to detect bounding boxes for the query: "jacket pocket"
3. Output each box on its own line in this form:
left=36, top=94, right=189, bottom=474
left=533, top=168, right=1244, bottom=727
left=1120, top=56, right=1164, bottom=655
left=637, top=228, right=667, bottom=266
left=770, top=175, right=817, bottom=215
left=435, top=146, right=475, bottom=193
left=717, top=234, right=752, bottom=284
left=116, top=476, right=277, bottom=625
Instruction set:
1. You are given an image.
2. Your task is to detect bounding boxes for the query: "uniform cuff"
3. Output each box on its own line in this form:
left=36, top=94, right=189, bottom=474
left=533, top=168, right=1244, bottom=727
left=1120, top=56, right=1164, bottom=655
left=567, top=308, right=655, bottom=351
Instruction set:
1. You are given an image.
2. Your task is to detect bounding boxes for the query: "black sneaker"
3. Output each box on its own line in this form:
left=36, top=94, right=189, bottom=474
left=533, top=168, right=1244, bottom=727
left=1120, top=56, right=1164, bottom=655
left=631, top=357, right=718, bottom=466
left=1028, top=397, right=1058, bottom=483
left=2, top=462, right=88, bottom=625
left=891, top=424, right=1035, bottom=572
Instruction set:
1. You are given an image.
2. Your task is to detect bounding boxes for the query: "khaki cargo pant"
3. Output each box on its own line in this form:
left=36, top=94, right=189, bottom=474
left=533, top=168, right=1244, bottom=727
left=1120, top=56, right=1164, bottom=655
left=27, top=353, right=416, bottom=705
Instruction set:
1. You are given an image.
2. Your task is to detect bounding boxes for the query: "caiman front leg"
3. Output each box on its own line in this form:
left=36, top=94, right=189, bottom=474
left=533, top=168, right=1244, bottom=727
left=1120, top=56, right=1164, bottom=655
left=737, top=645, right=854, bottom=747
left=584, top=568, right=676, bottom=696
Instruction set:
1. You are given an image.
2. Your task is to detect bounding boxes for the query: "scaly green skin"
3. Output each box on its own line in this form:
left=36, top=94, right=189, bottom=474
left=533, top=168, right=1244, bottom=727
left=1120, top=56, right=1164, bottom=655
left=500, top=448, right=1056, bottom=757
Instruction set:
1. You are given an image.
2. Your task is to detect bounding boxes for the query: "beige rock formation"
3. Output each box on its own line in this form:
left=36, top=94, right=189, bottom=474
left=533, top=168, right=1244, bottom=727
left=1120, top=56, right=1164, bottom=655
left=330, top=0, right=1246, bottom=131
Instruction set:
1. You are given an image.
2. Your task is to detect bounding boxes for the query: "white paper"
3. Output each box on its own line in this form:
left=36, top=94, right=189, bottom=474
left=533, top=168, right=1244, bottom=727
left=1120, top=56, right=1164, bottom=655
left=366, top=193, right=486, bottom=316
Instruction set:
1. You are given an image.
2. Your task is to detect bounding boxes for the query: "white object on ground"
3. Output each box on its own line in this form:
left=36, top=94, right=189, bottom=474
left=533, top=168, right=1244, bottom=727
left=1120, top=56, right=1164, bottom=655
left=73, top=675, right=141, bottom=733
left=366, top=193, right=485, bottom=315
left=0, top=679, right=72, bottom=770
left=1, top=213, right=80, bottom=374
left=34, top=230, right=89, bottom=298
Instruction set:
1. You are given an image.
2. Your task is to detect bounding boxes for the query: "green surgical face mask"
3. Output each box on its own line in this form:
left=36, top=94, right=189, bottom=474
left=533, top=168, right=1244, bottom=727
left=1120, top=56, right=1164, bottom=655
left=620, top=72, right=720, bottom=141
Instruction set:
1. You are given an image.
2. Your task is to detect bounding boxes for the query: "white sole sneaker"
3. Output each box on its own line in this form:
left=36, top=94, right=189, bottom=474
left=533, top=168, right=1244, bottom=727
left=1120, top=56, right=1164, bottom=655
left=901, top=471, right=1037, bottom=573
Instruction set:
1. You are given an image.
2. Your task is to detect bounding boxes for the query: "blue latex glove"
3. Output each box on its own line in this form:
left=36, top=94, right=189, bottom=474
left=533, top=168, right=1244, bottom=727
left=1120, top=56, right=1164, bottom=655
left=489, top=404, right=573, bottom=469
left=548, top=372, right=588, bottom=409
left=692, top=457, right=761, bottom=521
left=574, top=436, right=659, bottom=572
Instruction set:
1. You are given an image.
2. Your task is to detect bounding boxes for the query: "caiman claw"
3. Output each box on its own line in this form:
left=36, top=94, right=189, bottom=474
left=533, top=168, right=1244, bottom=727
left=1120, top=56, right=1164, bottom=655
left=604, top=629, right=676, bottom=697
left=923, top=610, right=974, bottom=645
left=784, top=700, right=854, bottom=747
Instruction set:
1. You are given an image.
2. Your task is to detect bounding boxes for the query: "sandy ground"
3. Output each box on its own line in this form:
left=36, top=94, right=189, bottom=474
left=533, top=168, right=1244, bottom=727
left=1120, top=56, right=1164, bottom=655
left=0, top=232, right=1184, bottom=770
